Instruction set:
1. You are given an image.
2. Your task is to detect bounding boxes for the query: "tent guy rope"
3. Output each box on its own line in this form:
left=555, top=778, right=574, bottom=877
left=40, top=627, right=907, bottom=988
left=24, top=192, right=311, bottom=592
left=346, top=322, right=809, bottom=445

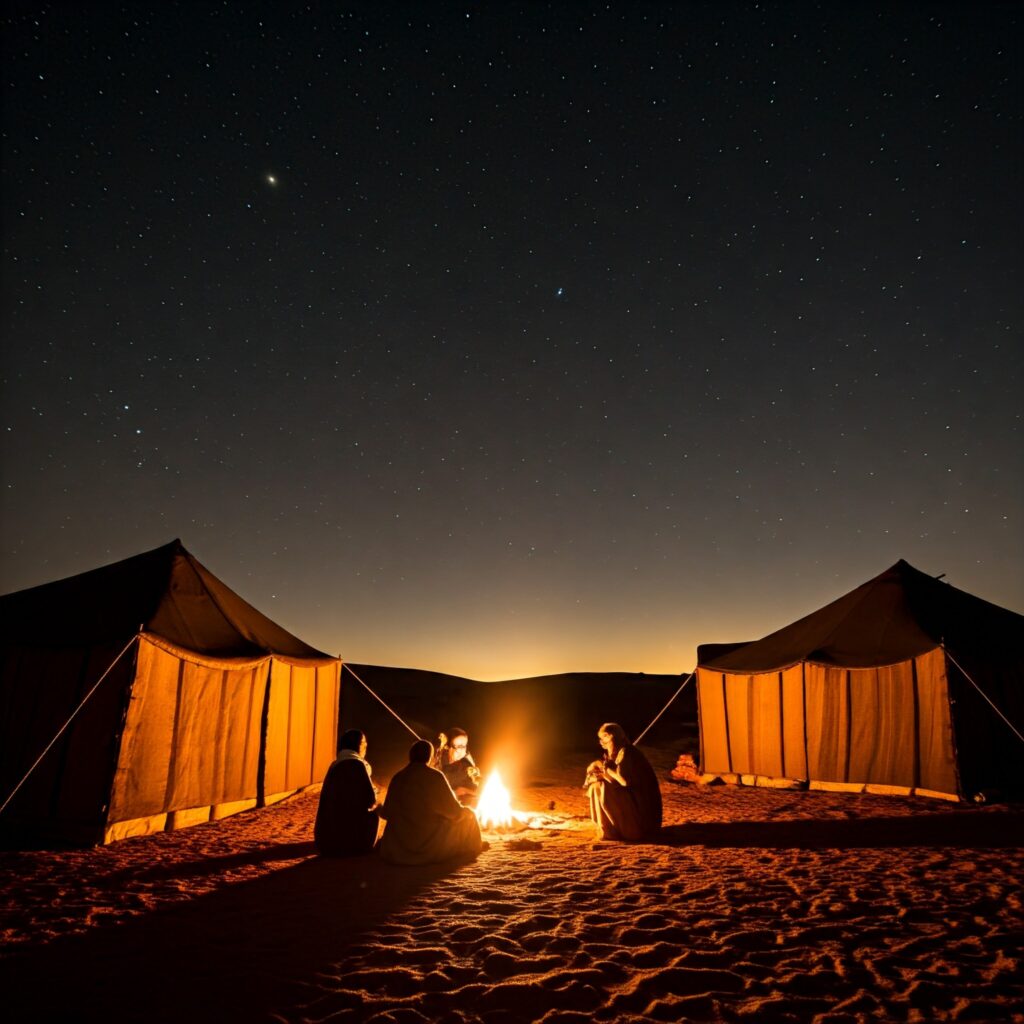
left=0, top=633, right=139, bottom=817
left=342, top=662, right=423, bottom=740
left=341, top=662, right=694, bottom=752
left=943, top=644, right=1024, bottom=745
left=633, top=670, right=694, bottom=746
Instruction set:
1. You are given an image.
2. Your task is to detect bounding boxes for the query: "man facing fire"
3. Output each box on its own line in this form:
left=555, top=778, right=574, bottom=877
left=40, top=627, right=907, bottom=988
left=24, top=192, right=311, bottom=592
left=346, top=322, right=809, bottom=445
left=433, top=726, right=482, bottom=807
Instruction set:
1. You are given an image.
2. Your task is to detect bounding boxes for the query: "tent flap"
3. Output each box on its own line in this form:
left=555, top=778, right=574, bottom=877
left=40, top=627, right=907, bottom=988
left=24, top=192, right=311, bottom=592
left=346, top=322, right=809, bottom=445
left=108, top=638, right=270, bottom=824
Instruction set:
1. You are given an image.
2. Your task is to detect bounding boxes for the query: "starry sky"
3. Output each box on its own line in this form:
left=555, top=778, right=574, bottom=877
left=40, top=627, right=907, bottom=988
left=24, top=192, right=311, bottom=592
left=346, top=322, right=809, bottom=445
left=2, top=2, right=1021, bottom=681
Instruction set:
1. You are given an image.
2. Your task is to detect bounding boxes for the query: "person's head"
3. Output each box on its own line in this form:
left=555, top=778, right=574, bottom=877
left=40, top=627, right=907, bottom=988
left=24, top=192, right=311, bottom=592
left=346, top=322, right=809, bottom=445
left=339, top=729, right=367, bottom=758
left=409, top=739, right=434, bottom=764
left=446, top=727, right=469, bottom=763
left=598, top=722, right=628, bottom=756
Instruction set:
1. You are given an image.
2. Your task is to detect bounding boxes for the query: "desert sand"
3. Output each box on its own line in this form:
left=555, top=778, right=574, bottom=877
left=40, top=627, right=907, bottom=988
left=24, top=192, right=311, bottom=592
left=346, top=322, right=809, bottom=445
left=2, top=739, right=1022, bottom=1024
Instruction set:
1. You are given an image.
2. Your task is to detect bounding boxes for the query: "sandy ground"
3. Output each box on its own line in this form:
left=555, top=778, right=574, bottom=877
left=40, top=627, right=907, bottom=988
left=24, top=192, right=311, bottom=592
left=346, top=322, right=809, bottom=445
left=1, top=742, right=1022, bottom=1024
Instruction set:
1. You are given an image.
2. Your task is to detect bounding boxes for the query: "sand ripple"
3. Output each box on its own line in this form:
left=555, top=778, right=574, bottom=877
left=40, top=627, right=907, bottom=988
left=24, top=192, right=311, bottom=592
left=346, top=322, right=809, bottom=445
left=1, top=745, right=1022, bottom=1023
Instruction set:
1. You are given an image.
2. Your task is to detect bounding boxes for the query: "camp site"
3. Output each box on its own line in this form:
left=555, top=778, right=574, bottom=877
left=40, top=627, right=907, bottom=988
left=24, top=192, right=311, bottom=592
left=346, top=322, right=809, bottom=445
left=5, top=3, right=1023, bottom=1019
left=1, top=542, right=1022, bottom=1023
left=5, top=0, right=1024, bottom=1018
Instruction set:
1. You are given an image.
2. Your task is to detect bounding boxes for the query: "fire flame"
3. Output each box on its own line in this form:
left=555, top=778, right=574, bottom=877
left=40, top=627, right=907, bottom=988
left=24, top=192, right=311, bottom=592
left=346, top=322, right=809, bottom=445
left=475, top=768, right=514, bottom=829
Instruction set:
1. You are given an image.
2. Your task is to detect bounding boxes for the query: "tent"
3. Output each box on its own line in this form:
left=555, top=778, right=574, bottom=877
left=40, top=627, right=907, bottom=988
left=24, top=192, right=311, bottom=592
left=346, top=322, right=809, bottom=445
left=695, top=560, right=1024, bottom=801
left=0, top=540, right=340, bottom=844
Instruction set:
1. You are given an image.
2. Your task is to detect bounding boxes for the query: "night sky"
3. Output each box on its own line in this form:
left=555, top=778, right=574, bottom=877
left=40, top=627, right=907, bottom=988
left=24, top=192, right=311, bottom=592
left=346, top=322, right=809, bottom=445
left=2, top=2, right=1021, bottom=680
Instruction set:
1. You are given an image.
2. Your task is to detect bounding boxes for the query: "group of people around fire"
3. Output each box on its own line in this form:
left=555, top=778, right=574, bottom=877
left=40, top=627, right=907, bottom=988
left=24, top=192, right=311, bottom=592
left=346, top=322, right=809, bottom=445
left=313, top=719, right=662, bottom=863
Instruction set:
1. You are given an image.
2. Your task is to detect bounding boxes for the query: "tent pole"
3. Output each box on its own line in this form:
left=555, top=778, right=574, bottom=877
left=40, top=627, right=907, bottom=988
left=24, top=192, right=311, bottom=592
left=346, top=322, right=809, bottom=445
left=0, top=634, right=139, bottom=818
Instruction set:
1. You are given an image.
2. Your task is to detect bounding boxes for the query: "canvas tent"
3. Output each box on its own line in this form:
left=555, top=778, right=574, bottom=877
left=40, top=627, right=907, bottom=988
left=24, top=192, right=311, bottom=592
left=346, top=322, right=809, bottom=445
left=695, top=560, right=1024, bottom=801
left=0, top=540, right=340, bottom=844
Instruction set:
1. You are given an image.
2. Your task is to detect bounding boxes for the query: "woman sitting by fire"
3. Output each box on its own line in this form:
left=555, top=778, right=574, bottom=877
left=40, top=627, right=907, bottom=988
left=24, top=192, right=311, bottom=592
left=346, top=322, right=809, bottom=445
left=585, top=722, right=662, bottom=842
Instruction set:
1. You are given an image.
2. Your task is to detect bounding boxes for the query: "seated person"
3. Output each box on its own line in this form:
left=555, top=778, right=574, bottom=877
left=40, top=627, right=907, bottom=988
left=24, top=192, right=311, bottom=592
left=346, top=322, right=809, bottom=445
left=314, top=728, right=380, bottom=857
left=585, top=722, right=663, bottom=842
left=379, top=739, right=483, bottom=865
left=433, top=726, right=482, bottom=806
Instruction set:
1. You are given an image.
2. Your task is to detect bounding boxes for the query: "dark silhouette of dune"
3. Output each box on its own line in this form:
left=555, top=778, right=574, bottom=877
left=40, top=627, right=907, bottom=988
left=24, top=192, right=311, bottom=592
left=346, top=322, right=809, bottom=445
left=339, top=664, right=697, bottom=780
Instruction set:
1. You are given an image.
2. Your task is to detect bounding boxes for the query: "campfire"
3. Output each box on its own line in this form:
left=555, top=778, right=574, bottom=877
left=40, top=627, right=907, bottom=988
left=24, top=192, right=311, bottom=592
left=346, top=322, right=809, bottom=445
left=475, top=768, right=515, bottom=830
left=472, top=767, right=572, bottom=836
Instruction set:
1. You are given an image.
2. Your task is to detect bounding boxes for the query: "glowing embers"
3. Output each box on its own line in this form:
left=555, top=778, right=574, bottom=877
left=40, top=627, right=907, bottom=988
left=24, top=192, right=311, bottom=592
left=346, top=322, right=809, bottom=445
left=475, top=768, right=515, bottom=830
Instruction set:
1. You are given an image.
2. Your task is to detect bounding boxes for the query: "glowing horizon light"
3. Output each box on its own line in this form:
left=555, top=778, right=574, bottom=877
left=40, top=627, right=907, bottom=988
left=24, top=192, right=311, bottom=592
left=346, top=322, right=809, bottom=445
left=475, top=768, right=514, bottom=829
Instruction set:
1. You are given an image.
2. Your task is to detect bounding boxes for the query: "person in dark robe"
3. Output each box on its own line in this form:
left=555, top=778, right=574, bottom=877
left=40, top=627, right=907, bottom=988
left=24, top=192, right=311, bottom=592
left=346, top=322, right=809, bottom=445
left=313, top=728, right=380, bottom=857
left=433, top=726, right=481, bottom=806
left=379, top=740, right=483, bottom=865
left=586, top=722, right=663, bottom=841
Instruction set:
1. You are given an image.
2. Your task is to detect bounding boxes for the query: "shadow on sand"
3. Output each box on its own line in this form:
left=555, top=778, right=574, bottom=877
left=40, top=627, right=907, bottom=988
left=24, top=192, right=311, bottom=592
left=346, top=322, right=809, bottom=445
left=100, top=840, right=320, bottom=885
left=0, top=848, right=477, bottom=1024
left=656, top=809, right=1024, bottom=849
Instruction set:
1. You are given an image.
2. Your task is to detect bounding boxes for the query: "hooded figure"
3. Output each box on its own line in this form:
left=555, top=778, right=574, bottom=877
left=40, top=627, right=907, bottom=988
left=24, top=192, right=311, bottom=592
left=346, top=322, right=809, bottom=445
left=314, top=729, right=380, bottom=856
left=379, top=740, right=483, bottom=865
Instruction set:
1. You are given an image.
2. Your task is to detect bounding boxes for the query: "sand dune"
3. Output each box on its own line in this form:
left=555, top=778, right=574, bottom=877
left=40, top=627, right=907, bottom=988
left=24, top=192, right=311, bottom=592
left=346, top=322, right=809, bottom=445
left=338, top=664, right=696, bottom=779
left=2, top=741, right=1022, bottom=1023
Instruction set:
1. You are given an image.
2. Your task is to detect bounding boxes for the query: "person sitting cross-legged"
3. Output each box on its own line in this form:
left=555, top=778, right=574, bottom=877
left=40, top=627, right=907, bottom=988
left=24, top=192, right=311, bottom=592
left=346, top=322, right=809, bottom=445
left=379, top=739, right=483, bottom=865
left=314, top=728, right=381, bottom=857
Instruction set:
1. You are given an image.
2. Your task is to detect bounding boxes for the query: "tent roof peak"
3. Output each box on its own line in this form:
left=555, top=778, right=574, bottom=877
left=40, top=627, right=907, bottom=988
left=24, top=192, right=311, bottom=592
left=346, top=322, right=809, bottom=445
left=0, top=539, right=334, bottom=662
left=698, top=560, right=1023, bottom=672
